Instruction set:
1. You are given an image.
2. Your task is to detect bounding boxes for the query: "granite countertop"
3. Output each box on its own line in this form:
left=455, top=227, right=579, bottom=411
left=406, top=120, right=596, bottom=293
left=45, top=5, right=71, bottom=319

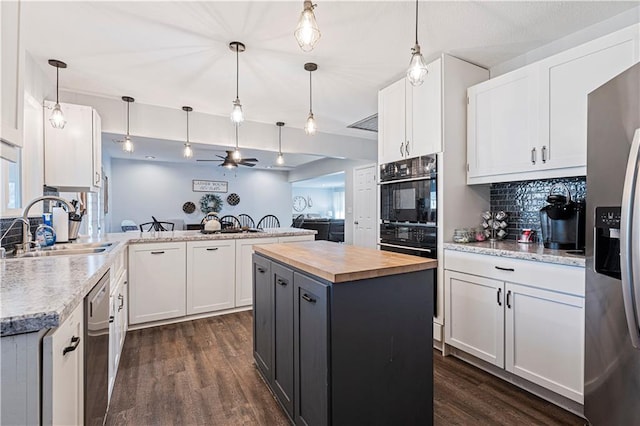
left=443, top=240, right=585, bottom=267
left=0, top=228, right=315, bottom=337
left=254, top=240, right=438, bottom=283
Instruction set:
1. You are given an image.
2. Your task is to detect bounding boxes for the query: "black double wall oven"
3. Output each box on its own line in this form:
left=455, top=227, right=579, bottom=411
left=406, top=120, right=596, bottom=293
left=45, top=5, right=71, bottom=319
left=379, top=154, right=437, bottom=314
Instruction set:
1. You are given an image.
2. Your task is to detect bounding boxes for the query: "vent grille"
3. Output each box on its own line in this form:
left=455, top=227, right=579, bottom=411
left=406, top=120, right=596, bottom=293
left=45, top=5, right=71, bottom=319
left=347, top=114, right=378, bottom=132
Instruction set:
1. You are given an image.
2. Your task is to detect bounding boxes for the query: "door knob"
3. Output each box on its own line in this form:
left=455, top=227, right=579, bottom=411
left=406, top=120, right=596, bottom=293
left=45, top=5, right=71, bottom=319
left=354, top=221, right=359, bottom=225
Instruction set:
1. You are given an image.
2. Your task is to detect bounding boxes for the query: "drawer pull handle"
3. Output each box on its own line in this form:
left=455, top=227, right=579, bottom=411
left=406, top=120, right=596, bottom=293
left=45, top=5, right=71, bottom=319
left=151, top=251, right=165, bottom=255
left=109, top=315, right=114, bottom=324
left=277, top=279, right=287, bottom=286
left=497, top=288, right=502, bottom=306
left=495, top=266, right=515, bottom=272
left=118, top=294, right=124, bottom=311
left=302, top=293, right=316, bottom=303
left=63, top=336, right=80, bottom=356
left=206, top=247, right=219, bottom=251
left=507, top=290, right=512, bottom=309
left=257, top=267, right=266, bottom=273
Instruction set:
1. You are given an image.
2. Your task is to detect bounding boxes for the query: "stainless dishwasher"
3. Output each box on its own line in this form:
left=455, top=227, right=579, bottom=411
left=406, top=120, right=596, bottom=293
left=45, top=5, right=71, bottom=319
left=85, top=271, right=110, bottom=426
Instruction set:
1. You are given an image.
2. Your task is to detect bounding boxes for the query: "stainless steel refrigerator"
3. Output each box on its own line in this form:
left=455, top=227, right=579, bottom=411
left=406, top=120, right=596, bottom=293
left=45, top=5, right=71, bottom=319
left=585, top=62, right=640, bottom=425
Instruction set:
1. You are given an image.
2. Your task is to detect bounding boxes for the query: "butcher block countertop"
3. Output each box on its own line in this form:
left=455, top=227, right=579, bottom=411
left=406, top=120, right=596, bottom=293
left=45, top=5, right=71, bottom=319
left=253, top=240, right=437, bottom=283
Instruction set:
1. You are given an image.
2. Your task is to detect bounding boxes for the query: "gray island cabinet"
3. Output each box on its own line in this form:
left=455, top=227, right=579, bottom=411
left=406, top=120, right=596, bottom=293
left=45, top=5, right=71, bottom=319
left=252, top=241, right=437, bottom=426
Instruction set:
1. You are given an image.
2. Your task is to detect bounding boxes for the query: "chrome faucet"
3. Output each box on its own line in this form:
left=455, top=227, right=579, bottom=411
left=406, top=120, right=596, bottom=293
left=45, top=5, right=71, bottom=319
left=17, top=196, right=74, bottom=254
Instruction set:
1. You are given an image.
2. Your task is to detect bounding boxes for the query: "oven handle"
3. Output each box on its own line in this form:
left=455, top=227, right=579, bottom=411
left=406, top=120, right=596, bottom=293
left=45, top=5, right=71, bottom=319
left=378, top=176, right=436, bottom=185
left=378, top=242, right=433, bottom=253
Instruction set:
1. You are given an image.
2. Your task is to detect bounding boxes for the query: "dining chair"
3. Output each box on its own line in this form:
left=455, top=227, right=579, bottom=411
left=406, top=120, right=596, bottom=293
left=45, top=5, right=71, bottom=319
left=139, top=221, right=175, bottom=232
left=219, top=215, right=241, bottom=229
left=257, top=214, right=280, bottom=229
left=291, top=214, right=305, bottom=228
left=237, top=214, right=255, bottom=228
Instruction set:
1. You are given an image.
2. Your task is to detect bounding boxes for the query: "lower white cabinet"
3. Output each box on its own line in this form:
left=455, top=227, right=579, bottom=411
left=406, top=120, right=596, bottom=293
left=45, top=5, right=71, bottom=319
left=109, top=267, right=128, bottom=400
left=444, top=250, right=584, bottom=403
left=42, top=301, right=84, bottom=425
left=129, top=242, right=186, bottom=324
left=186, top=240, right=236, bottom=314
left=235, top=237, right=278, bottom=307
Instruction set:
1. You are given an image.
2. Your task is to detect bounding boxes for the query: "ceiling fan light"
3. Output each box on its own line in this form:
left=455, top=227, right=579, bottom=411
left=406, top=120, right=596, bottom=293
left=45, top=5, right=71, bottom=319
left=305, top=112, right=317, bottom=136
left=230, top=98, right=244, bottom=124
left=183, top=143, right=193, bottom=159
left=122, top=136, right=134, bottom=153
left=49, top=103, right=66, bottom=129
left=407, top=44, right=428, bottom=86
left=276, top=153, right=285, bottom=165
left=232, top=148, right=242, bottom=161
left=295, top=1, right=321, bottom=52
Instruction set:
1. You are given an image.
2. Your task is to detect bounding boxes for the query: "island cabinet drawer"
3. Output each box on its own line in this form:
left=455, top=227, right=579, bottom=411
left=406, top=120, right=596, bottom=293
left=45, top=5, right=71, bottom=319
left=444, top=250, right=584, bottom=296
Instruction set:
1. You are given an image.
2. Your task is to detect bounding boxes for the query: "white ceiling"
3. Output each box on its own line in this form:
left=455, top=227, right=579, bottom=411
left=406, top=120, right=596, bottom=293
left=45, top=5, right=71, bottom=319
left=292, top=171, right=346, bottom=189
left=22, top=1, right=637, bottom=146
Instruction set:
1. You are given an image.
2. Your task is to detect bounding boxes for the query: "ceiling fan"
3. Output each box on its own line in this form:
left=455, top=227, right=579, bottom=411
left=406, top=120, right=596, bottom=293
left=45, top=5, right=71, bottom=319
left=197, top=150, right=259, bottom=168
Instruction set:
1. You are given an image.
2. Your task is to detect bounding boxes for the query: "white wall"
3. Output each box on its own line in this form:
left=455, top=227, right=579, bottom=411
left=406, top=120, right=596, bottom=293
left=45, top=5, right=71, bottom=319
left=491, top=6, right=640, bottom=77
left=110, top=158, right=291, bottom=230
left=289, top=158, right=375, bottom=244
left=291, top=187, right=335, bottom=218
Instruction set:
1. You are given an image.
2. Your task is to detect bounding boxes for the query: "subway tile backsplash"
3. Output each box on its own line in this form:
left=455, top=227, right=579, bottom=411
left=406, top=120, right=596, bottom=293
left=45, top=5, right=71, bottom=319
left=0, top=217, right=44, bottom=252
left=490, top=176, right=586, bottom=240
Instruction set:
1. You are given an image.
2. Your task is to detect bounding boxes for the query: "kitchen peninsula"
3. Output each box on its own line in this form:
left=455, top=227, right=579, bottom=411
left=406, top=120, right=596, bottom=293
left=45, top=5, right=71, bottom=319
left=252, top=241, right=438, bottom=425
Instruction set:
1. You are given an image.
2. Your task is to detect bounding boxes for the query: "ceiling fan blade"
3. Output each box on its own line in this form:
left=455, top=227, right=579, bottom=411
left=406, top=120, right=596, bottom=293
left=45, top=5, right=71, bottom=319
left=241, top=158, right=258, bottom=162
left=196, top=159, right=223, bottom=162
left=239, top=162, right=256, bottom=167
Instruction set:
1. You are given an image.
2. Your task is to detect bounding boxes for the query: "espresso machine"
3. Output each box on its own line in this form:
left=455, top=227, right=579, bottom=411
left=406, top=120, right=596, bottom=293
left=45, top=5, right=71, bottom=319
left=539, top=183, right=585, bottom=250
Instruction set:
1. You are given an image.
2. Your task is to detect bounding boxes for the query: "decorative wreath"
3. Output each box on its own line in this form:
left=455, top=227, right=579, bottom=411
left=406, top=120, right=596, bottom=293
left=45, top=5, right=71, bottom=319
left=199, top=193, right=223, bottom=214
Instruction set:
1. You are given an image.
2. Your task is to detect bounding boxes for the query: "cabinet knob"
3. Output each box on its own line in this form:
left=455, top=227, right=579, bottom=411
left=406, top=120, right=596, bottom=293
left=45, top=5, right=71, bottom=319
left=354, top=221, right=359, bottom=225
left=62, top=336, right=81, bottom=356
left=497, top=288, right=502, bottom=306
left=277, top=278, right=287, bottom=286
left=257, top=267, right=266, bottom=273
left=506, top=290, right=512, bottom=309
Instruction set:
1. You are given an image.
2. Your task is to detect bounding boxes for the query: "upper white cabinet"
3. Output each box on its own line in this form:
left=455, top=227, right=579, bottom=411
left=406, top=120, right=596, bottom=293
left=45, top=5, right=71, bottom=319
left=444, top=250, right=585, bottom=403
left=540, top=25, right=639, bottom=172
left=378, top=57, right=443, bottom=164
left=129, top=242, right=186, bottom=325
left=44, top=101, right=102, bottom=192
left=186, top=240, right=236, bottom=315
left=0, top=0, right=24, bottom=150
left=467, top=23, right=640, bottom=184
left=467, top=65, right=540, bottom=180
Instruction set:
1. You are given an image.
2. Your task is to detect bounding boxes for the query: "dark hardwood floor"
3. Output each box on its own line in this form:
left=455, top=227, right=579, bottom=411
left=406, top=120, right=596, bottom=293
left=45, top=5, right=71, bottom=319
left=107, top=311, right=584, bottom=426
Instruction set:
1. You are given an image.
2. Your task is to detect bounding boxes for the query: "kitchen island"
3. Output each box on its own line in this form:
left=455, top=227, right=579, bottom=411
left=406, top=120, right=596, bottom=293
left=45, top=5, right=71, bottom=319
left=252, top=241, right=438, bottom=426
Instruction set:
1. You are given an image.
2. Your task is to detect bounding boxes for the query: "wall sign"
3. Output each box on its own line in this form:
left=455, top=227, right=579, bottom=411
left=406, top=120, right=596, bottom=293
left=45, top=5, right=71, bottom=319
left=192, top=180, right=228, bottom=193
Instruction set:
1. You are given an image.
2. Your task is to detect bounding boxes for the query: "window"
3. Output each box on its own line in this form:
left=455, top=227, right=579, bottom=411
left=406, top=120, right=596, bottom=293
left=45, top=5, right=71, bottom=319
left=332, top=190, right=345, bottom=219
left=1, top=153, right=22, bottom=212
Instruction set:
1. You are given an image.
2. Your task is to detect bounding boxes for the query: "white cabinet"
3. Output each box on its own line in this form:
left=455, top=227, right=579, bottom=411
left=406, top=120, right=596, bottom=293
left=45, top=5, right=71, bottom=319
left=235, top=237, right=278, bottom=307
left=109, top=266, right=128, bottom=400
left=467, top=24, right=639, bottom=184
left=186, top=240, right=235, bottom=315
left=129, top=242, right=186, bottom=324
left=444, top=250, right=584, bottom=403
left=378, top=57, right=443, bottom=164
left=44, top=101, right=102, bottom=192
left=0, top=0, right=24, bottom=150
left=540, top=25, right=639, bottom=172
left=467, top=65, right=539, bottom=180
left=42, top=301, right=84, bottom=425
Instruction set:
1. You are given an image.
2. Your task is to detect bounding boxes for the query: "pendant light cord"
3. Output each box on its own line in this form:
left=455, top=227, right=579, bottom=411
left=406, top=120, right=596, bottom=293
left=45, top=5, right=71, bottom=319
left=56, top=66, right=60, bottom=104
left=415, top=0, right=419, bottom=45
left=279, top=126, right=282, bottom=154
left=309, top=71, right=313, bottom=113
left=186, top=110, right=190, bottom=143
left=236, top=48, right=240, bottom=99
left=235, top=124, right=239, bottom=149
left=126, top=101, right=130, bottom=136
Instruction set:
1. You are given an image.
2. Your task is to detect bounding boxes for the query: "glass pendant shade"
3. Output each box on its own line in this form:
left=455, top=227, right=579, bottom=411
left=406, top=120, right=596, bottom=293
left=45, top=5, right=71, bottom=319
left=295, top=1, right=321, bottom=52
left=276, top=153, right=285, bottom=165
left=305, top=112, right=317, bottom=136
left=230, top=98, right=244, bottom=124
left=183, top=143, right=193, bottom=159
left=122, top=136, right=134, bottom=153
left=49, top=103, right=66, bottom=129
left=407, top=44, right=428, bottom=86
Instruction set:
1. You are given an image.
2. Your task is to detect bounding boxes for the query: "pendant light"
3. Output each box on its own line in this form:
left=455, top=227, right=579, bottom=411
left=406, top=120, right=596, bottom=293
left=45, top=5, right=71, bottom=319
left=48, top=59, right=67, bottom=129
left=122, top=96, right=135, bottom=153
left=232, top=124, right=241, bottom=163
left=406, top=0, right=428, bottom=86
left=229, top=41, right=246, bottom=125
left=182, top=106, right=194, bottom=159
left=294, top=1, right=321, bottom=52
left=276, top=122, right=285, bottom=165
left=304, top=62, right=318, bottom=136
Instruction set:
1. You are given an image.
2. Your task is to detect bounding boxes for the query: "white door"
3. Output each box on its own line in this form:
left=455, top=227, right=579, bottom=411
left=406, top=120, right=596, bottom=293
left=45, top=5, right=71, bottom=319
left=378, top=78, right=406, bottom=164
left=505, top=282, right=584, bottom=403
left=353, top=164, right=377, bottom=249
left=444, top=270, right=505, bottom=367
left=186, top=240, right=236, bottom=315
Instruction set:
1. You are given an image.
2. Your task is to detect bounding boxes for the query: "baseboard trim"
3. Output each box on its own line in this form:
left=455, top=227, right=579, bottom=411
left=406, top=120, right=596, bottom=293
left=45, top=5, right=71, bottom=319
left=128, top=306, right=253, bottom=331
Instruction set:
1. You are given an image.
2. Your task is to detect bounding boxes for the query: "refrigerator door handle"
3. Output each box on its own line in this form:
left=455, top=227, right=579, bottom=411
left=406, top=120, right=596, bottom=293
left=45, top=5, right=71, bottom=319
left=621, top=128, right=640, bottom=349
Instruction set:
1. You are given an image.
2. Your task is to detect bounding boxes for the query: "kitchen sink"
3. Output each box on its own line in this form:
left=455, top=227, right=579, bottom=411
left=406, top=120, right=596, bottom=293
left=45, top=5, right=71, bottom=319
left=5, top=242, right=115, bottom=259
